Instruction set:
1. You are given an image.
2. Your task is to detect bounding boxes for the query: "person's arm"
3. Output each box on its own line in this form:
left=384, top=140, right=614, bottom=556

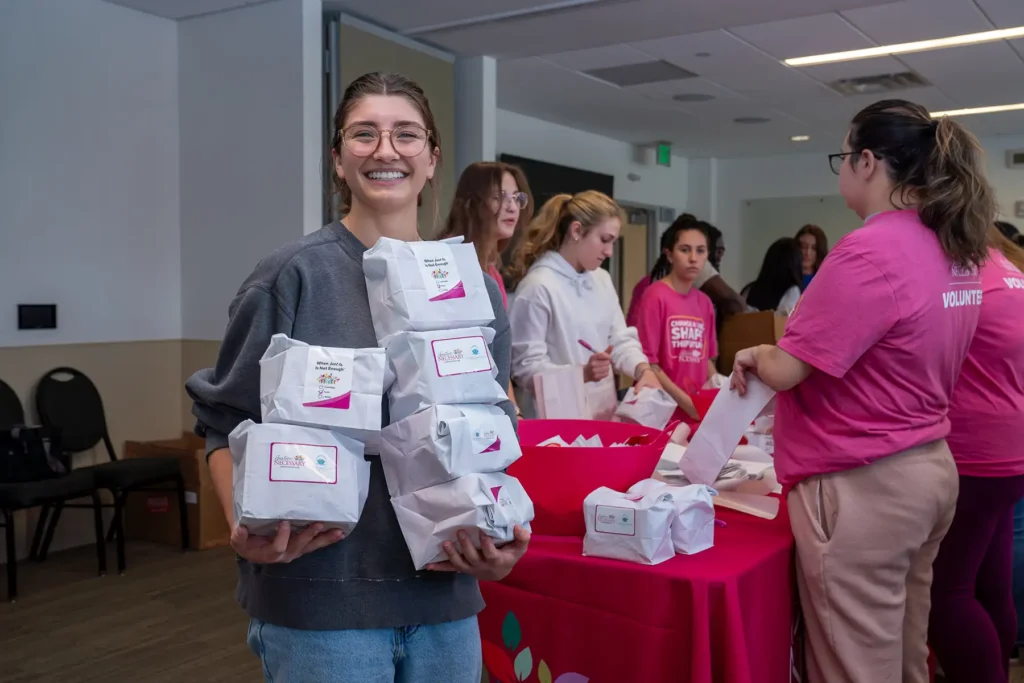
left=507, top=289, right=565, bottom=390
left=651, top=365, right=698, bottom=419
left=208, top=448, right=235, bottom=527
left=701, top=275, right=745, bottom=318
left=734, top=344, right=812, bottom=392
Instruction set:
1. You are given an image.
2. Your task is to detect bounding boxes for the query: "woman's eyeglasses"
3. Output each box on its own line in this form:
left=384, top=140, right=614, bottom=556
left=496, top=191, right=529, bottom=209
left=341, top=125, right=431, bottom=157
left=828, top=152, right=854, bottom=175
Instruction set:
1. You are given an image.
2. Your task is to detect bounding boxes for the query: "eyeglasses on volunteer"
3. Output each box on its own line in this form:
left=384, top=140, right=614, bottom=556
left=341, top=124, right=431, bottom=158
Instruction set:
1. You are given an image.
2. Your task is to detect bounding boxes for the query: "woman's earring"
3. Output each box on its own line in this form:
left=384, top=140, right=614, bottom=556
left=574, top=235, right=580, bottom=242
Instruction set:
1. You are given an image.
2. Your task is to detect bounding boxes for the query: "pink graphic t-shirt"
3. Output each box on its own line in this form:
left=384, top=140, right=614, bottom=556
left=626, top=276, right=653, bottom=329
left=635, top=280, right=717, bottom=395
left=947, top=248, right=1024, bottom=477
left=774, top=209, right=982, bottom=487
left=487, top=264, right=508, bottom=310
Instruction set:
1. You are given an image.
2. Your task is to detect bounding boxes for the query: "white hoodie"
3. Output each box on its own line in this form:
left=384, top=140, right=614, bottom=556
left=509, top=251, right=649, bottom=418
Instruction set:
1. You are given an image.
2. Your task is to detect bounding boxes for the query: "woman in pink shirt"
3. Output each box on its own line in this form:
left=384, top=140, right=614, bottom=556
left=731, top=99, right=997, bottom=683
left=634, top=220, right=717, bottom=422
left=928, top=233, right=1024, bottom=683
left=441, top=161, right=534, bottom=414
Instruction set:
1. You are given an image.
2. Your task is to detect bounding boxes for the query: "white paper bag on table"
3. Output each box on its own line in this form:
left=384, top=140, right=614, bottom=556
left=383, top=327, right=507, bottom=422
left=259, top=334, right=386, bottom=446
left=584, top=375, right=619, bottom=421
left=628, top=479, right=716, bottom=555
left=363, top=236, right=495, bottom=341
left=391, top=472, right=534, bottom=570
left=583, top=487, right=675, bottom=565
left=680, top=374, right=776, bottom=486
left=379, top=405, right=521, bottom=497
left=615, top=387, right=677, bottom=430
left=532, top=366, right=588, bottom=419
left=229, top=420, right=370, bottom=535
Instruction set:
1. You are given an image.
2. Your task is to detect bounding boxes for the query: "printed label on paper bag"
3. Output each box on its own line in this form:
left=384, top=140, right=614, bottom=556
left=471, top=419, right=502, bottom=454
left=415, top=242, right=466, bottom=301
left=432, top=336, right=492, bottom=377
left=595, top=505, right=636, bottom=536
left=302, top=348, right=355, bottom=409
left=269, top=442, right=338, bottom=484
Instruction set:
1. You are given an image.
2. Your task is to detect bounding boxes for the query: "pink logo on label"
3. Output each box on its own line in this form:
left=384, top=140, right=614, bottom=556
left=302, top=391, right=352, bottom=409
left=428, top=281, right=466, bottom=301
left=481, top=437, right=502, bottom=453
left=626, top=495, right=644, bottom=502
left=490, top=486, right=503, bottom=501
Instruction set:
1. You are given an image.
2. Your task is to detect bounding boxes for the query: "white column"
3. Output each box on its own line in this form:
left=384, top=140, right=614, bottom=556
left=454, top=56, right=497, bottom=178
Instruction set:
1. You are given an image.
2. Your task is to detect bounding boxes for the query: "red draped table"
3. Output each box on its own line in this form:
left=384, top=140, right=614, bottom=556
left=479, top=500, right=795, bottom=683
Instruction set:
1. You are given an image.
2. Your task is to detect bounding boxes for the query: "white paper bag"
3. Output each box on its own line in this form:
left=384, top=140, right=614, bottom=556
left=615, top=387, right=677, bottom=430
left=363, top=237, right=495, bottom=341
left=681, top=374, right=776, bottom=485
left=533, top=366, right=588, bottom=420
left=259, top=334, right=386, bottom=445
left=391, top=472, right=534, bottom=570
left=584, top=376, right=619, bottom=421
left=583, top=487, right=676, bottom=565
left=379, top=405, right=521, bottom=497
left=229, top=420, right=371, bottom=535
left=383, top=327, right=507, bottom=422
left=628, top=479, right=716, bottom=555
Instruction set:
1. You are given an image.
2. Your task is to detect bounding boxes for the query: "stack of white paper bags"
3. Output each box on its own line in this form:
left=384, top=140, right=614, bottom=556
left=229, top=334, right=385, bottom=534
left=583, top=488, right=677, bottom=565
left=364, top=237, right=534, bottom=570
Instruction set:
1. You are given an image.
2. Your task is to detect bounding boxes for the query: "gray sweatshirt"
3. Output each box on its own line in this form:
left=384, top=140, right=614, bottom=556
left=185, top=222, right=514, bottom=631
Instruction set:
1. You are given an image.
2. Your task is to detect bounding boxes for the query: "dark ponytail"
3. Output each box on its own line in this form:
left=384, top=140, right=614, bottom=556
left=849, top=99, right=996, bottom=269
left=649, top=216, right=708, bottom=282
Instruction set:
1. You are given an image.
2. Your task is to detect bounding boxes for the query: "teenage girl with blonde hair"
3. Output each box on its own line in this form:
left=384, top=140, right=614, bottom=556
left=507, top=190, right=660, bottom=419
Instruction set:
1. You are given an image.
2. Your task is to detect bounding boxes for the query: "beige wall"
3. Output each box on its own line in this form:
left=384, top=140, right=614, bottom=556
left=180, top=340, right=222, bottom=434
left=338, top=24, right=455, bottom=237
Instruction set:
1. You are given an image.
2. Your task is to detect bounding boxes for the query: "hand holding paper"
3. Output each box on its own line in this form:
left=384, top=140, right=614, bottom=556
left=680, top=373, right=776, bottom=486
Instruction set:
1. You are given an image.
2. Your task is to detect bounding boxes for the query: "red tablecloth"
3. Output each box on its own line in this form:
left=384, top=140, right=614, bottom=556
left=479, top=500, right=795, bottom=683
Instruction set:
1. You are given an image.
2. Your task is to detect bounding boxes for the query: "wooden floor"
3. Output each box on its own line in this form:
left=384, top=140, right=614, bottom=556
left=0, top=542, right=261, bottom=682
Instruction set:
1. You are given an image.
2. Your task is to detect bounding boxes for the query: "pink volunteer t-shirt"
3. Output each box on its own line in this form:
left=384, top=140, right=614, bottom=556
left=487, top=264, right=508, bottom=310
left=626, top=276, right=653, bottom=329
left=947, top=248, right=1024, bottom=477
left=635, top=281, right=717, bottom=394
left=774, top=209, right=981, bottom=487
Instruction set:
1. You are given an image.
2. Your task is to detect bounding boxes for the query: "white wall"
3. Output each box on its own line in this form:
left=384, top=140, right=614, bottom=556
left=0, top=0, right=180, bottom=348
left=496, top=109, right=689, bottom=223
left=179, top=0, right=322, bottom=341
left=702, top=134, right=1024, bottom=285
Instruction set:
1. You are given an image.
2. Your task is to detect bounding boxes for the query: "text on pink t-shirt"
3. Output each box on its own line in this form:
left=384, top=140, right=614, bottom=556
left=635, top=281, right=717, bottom=394
left=626, top=276, right=653, bottom=329
left=774, top=209, right=981, bottom=486
left=947, top=247, right=1024, bottom=477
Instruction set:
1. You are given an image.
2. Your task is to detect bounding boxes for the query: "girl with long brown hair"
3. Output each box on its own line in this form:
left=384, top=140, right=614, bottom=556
left=187, top=72, right=526, bottom=682
left=731, top=99, right=996, bottom=682
left=795, top=223, right=828, bottom=289
left=507, top=191, right=660, bottom=419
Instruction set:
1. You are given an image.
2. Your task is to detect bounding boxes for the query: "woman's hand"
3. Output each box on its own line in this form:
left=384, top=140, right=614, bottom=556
left=583, top=346, right=613, bottom=382
left=426, top=525, right=531, bottom=581
left=231, top=521, right=343, bottom=564
left=634, top=368, right=661, bottom=392
left=730, top=346, right=761, bottom=396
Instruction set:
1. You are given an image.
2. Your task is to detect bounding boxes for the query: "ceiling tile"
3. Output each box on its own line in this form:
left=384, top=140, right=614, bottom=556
left=974, top=0, right=1024, bottom=28
left=544, top=44, right=654, bottom=71
left=796, top=56, right=917, bottom=84
left=900, top=41, right=1024, bottom=105
left=731, top=12, right=873, bottom=61
left=103, top=0, right=262, bottom=20
left=841, top=0, right=994, bottom=44
left=627, top=77, right=746, bottom=103
left=324, top=0, right=582, bottom=33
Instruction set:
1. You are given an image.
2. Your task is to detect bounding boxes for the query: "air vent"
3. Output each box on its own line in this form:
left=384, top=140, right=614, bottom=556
left=585, top=61, right=698, bottom=87
left=827, top=71, right=930, bottom=97
left=673, top=93, right=716, bottom=103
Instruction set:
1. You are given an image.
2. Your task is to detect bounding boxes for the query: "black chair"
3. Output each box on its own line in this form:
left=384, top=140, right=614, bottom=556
left=34, top=368, right=189, bottom=574
left=0, top=380, right=106, bottom=601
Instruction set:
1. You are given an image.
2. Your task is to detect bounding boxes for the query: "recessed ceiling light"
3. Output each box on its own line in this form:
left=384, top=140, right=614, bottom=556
left=931, top=102, right=1024, bottom=118
left=791, top=135, right=811, bottom=142
left=734, top=116, right=771, bottom=124
left=672, top=93, right=716, bottom=102
left=784, top=25, right=1024, bottom=66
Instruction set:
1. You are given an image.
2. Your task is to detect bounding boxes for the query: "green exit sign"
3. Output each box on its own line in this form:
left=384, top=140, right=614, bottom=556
left=656, top=143, right=672, bottom=167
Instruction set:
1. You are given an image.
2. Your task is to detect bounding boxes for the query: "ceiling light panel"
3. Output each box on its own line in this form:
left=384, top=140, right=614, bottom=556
left=784, top=26, right=1024, bottom=66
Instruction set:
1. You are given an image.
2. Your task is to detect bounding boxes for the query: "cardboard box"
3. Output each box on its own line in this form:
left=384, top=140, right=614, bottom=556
left=123, top=432, right=230, bottom=551
left=717, top=311, right=788, bottom=374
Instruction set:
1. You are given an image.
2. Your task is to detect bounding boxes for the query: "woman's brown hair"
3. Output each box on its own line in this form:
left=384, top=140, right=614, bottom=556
left=848, top=99, right=997, bottom=269
left=795, top=224, right=828, bottom=273
left=507, top=190, right=623, bottom=288
left=329, top=72, right=442, bottom=229
left=439, top=161, right=534, bottom=270
left=990, top=225, right=1024, bottom=274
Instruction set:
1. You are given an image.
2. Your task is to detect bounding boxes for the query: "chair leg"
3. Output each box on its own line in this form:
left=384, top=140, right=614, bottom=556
left=175, top=474, right=191, bottom=552
left=90, top=492, right=107, bottom=576
left=3, top=509, right=17, bottom=602
left=114, top=491, right=127, bottom=575
left=29, top=504, right=51, bottom=560
left=105, top=505, right=120, bottom=543
left=37, top=502, right=64, bottom=562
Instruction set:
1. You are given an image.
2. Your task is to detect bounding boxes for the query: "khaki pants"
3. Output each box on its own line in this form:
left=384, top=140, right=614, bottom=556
left=789, top=440, right=959, bottom=683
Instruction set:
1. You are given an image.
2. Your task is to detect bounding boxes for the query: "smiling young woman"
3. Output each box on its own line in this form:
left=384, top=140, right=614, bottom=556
left=186, top=72, right=527, bottom=683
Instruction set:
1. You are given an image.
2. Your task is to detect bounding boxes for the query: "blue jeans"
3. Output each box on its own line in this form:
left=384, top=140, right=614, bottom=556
left=1013, top=499, right=1024, bottom=645
left=246, top=617, right=482, bottom=683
